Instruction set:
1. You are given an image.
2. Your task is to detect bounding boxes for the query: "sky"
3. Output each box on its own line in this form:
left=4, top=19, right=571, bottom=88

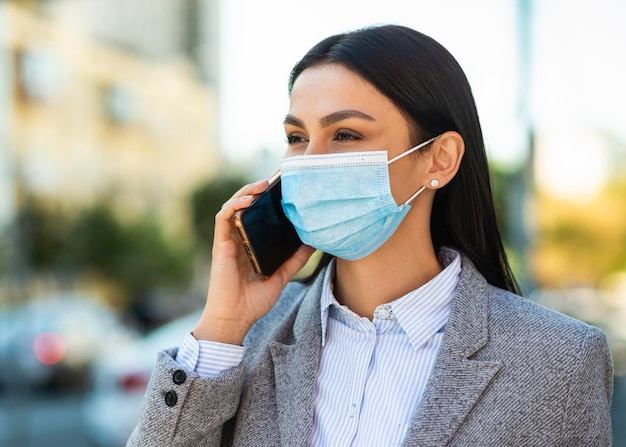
left=216, top=0, right=626, bottom=198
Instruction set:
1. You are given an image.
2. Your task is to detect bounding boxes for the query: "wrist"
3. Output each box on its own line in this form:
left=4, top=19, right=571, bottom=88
left=193, top=316, right=250, bottom=346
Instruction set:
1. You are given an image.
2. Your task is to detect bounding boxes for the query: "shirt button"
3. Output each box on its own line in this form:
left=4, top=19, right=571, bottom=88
left=348, top=404, right=357, bottom=418
left=173, top=369, right=187, bottom=385
left=164, top=390, right=178, bottom=407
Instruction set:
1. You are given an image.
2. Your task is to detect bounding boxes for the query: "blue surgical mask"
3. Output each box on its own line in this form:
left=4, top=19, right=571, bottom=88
left=280, top=135, right=439, bottom=260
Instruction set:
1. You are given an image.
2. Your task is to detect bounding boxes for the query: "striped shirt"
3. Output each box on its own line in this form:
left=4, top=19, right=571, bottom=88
left=176, top=248, right=461, bottom=446
left=312, top=248, right=460, bottom=446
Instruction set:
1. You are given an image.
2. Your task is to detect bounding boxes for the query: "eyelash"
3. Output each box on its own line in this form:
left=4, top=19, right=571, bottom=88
left=285, top=131, right=361, bottom=145
left=286, top=134, right=306, bottom=145
left=335, top=131, right=360, bottom=141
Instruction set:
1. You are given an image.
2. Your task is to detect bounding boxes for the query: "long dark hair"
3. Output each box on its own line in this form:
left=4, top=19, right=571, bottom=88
left=290, top=25, right=520, bottom=295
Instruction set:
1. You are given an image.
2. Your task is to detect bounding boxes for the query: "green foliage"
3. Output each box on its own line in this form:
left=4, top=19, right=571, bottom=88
left=68, top=206, right=192, bottom=291
left=15, top=199, right=192, bottom=296
left=17, top=199, right=71, bottom=270
left=489, top=165, right=513, bottom=244
left=190, top=175, right=247, bottom=251
left=488, top=164, right=534, bottom=289
left=68, top=205, right=126, bottom=275
left=10, top=174, right=251, bottom=299
left=118, top=217, right=192, bottom=290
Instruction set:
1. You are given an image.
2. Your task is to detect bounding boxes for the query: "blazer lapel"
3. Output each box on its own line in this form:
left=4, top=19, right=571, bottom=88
left=270, top=272, right=325, bottom=447
left=403, top=256, right=502, bottom=447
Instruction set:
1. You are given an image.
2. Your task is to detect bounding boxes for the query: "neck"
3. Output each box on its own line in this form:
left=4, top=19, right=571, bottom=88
left=333, top=230, right=442, bottom=319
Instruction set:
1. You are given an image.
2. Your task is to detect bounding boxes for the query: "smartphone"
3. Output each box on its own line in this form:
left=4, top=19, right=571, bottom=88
left=233, top=172, right=303, bottom=279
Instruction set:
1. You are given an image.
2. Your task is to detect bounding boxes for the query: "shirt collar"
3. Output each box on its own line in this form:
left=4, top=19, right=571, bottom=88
left=320, top=247, right=462, bottom=349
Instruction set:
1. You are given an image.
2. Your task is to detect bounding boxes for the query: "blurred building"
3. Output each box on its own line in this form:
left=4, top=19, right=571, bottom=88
left=77, top=0, right=219, bottom=84
left=0, top=0, right=222, bottom=231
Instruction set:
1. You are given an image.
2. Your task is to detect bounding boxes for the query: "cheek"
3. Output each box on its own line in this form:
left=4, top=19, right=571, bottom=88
left=282, top=148, right=300, bottom=158
left=388, top=158, right=422, bottom=203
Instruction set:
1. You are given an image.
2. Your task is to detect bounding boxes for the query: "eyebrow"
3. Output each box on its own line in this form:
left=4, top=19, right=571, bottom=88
left=283, top=110, right=376, bottom=128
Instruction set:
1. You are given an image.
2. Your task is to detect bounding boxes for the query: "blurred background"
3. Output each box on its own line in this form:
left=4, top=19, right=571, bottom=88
left=0, top=0, right=624, bottom=445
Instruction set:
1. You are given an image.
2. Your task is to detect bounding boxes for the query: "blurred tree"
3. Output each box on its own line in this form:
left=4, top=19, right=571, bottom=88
left=110, top=216, right=192, bottom=293
left=489, top=164, right=514, bottom=245
left=190, top=175, right=247, bottom=252
left=0, top=233, right=6, bottom=275
left=16, top=198, right=69, bottom=273
left=68, top=205, right=126, bottom=277
left=488, top=164, right=531, bottom=291
left=533, top=180, right=626, bottom=288
left=68, top=205, right=192, bottom=294
left=17, top=199, right=193, bottom=309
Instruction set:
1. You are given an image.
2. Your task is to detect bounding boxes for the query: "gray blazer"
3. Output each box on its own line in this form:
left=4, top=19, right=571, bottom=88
left=128, top=255, right=613, bottom=446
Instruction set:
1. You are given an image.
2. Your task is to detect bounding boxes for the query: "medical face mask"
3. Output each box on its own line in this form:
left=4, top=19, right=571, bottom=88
left=280, top=135, right=439, bottom=260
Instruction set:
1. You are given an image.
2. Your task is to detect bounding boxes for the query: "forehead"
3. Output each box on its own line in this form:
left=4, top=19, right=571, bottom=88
left=288, top=63, right=401, bottom=120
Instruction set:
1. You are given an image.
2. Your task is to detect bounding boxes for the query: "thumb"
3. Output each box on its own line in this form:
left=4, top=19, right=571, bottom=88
left=276, top=245, right=317, bottom=284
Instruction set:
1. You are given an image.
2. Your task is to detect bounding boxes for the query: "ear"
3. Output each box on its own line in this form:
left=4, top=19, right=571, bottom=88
left=426, top=131, right=465, bottom=189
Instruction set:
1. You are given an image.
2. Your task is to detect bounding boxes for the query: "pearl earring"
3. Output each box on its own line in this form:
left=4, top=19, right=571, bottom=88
left=430, top=179, right=439, bottom=188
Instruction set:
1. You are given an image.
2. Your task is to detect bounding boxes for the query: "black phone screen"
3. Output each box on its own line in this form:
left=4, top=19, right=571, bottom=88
left=239, top=179, right=302, bottom=277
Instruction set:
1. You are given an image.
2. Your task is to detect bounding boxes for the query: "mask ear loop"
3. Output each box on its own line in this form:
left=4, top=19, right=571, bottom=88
left=387, top=134, right=441, bottom=206
left=403, top=186, right=427, bottom=205
left=387, top=135, right=440, bottom=164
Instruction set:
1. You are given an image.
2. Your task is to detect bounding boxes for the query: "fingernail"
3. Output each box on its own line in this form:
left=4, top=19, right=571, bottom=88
left=240, top=195, right=252, bottom=201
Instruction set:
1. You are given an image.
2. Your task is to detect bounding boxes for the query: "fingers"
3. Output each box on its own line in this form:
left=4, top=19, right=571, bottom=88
left=276, top=245, right=316, bottom=284
left=228, top=179, right=270, bottom=204
left=214, top=180, right=270, bottom=242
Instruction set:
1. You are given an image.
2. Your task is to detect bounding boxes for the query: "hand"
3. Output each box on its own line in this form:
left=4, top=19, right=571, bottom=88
left=193, top=179, right=315, bottom=345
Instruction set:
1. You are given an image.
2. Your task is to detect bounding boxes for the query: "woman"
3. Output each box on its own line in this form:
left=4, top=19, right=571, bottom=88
left=128, top=25, right=613, bottom=446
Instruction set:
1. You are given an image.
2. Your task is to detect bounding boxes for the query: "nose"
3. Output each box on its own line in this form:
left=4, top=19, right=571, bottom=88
left=303, top=138, right=332, bottom=156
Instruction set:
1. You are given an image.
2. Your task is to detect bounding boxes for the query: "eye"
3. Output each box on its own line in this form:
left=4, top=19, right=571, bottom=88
left=286, top=133, right=308, bottom=145
left=334, top=130, right=361, bottom=142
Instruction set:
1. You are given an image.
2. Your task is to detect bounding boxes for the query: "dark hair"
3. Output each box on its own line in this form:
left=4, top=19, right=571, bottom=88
left=290, top=25, right=520, bottom=295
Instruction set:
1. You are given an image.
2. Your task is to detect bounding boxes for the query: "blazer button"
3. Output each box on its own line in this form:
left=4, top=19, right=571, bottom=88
left=164, top=390, right=178, bottom=407
left=172, top=369, right=187, bottom=385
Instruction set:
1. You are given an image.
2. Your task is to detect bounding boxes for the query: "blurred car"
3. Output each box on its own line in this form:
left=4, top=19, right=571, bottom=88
left=0, top=292, right=138, bottom=391
left=82, top=309, right=202, bottom=447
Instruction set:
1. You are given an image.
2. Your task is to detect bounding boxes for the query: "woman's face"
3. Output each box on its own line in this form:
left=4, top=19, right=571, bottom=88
left=284, top=63, right=427, bottom=205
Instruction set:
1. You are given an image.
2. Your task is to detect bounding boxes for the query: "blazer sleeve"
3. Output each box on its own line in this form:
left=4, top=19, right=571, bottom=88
left=126, top=348, right=245, bottom=447
left=559, top=326, right=613, bottom=446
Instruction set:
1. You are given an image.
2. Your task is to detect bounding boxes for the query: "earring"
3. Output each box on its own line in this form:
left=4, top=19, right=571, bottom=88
left=430, top=179, right=439, bottom=188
